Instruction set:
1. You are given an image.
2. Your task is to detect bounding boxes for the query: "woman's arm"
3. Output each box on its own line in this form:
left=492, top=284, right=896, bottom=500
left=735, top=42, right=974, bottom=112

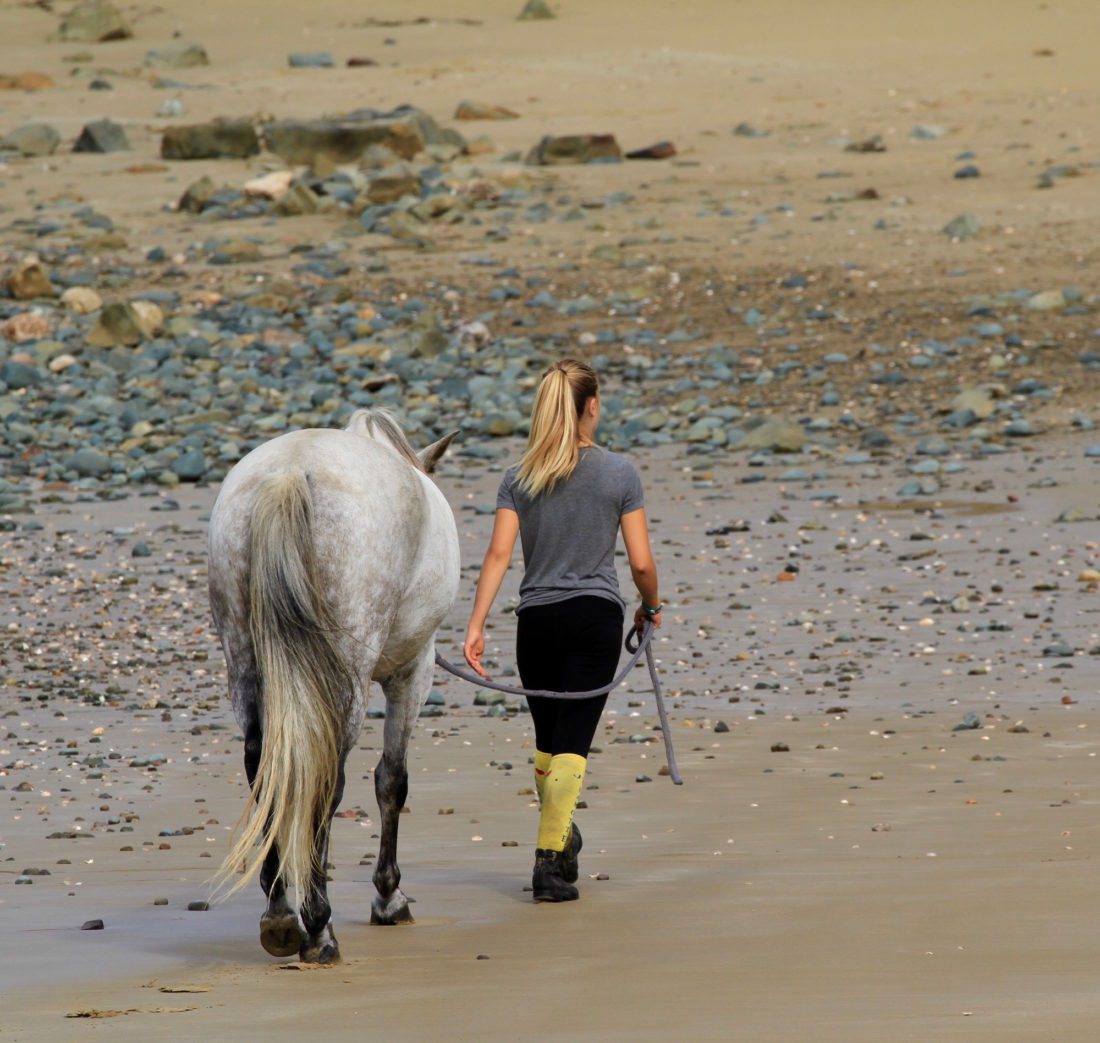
left=463, top=508, right=520, bottom=677
left=621, top=508, right=662, bottom=631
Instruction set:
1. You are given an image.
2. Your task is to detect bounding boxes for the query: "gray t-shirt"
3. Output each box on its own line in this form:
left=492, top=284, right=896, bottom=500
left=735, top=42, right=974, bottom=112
left=496, top=446, right=645, bottom=612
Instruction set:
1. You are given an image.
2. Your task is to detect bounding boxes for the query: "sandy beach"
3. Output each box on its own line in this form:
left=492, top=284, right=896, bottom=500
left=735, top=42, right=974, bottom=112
left=2, top=0, right=1100, bottom=1039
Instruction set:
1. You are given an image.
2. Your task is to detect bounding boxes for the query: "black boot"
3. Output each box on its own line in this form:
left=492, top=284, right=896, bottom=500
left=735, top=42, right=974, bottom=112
left=532, top=849, right=579, bottom=903
left=560, top=823, right=582, bottom=884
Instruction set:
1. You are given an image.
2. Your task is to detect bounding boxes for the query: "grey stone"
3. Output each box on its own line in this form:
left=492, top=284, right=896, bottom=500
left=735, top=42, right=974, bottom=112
left=526, top=134, right=621, bottom=165
left=266, top=119, right=425, bottom=165
left=177, top=175, right=218, bottom=213
left=733, top=417, right=807, bottom=452
left=0, top=361, right=42, bottom=389
left=171, top=449, right=207, bottom=481
left=518, top=0, right=555, bottom=18
left=73, top=119, right=130, bottom=153
left=58, top=0, right=132, bottom=42
left=145, top=43, right=209, bottom=69
left=1, top=123, right=60, bottom=157
left=952, top=712, right=982, bottom=731
left=288, top=51, right=335, bottom=68
left=161, top=120, right=260, bottom=160
left=943, top=213, right=980, bottom=239
left=65, top=448, right=112, bottom=476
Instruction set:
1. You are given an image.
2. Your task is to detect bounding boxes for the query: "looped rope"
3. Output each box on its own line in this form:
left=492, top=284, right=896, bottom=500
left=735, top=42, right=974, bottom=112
left=433, top=621, right=683, bottom=785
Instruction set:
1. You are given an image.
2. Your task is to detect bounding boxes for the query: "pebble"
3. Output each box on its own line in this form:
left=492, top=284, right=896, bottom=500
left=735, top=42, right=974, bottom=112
left=288, top=52, right=335, bottom=68
left=80, top=919, right=104, bottom=931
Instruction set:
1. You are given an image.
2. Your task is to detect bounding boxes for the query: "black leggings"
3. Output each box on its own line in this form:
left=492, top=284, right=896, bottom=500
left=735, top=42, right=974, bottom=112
left=516, top=595, right=625, bottom=757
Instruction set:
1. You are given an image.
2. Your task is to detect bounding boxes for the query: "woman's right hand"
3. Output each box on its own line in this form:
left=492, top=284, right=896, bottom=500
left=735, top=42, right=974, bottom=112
left=463, top=626, right=488, bottom=678
left=633, top=605, right=662, bottom=633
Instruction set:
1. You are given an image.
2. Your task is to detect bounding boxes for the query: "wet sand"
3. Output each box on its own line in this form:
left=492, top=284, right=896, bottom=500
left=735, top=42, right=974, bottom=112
left=3, top=0, right=1100, bottom=1038
left=3, top=438, right=1100, bottom=1040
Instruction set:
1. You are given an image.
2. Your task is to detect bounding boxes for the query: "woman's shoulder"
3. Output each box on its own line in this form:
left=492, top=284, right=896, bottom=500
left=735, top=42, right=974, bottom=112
left=597, top=447, right=640, bottom=479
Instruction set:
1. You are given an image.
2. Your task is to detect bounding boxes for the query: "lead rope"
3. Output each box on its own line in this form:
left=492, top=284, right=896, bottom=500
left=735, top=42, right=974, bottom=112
left=433, top=621, right=683, bottom=785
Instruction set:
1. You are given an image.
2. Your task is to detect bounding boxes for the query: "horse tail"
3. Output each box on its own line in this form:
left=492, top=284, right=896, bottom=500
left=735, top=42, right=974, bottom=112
left=217, top=469, right=352, bottom=901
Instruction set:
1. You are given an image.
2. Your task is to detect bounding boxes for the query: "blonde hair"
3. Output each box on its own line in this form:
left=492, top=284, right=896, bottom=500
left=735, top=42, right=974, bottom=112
left=516, top=359, right=599, bottom=497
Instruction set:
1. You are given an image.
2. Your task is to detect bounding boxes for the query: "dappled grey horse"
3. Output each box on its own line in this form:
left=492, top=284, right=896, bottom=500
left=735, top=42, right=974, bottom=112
left=207, top=409, right=459, bottom=964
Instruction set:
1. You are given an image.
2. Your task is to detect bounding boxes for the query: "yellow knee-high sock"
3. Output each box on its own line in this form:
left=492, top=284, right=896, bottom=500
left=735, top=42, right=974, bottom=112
left=537, top=753, right=586, bottom=852
left=534, top=750, right=552, bottom=806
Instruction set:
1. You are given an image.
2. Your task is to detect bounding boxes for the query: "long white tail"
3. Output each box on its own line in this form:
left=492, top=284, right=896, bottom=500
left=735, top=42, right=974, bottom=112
left=217, top=470, right=351, bottom=901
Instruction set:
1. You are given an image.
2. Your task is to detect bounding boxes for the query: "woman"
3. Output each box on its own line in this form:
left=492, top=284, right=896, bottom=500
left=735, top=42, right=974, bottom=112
left=463, top=358, right=662, bottom=903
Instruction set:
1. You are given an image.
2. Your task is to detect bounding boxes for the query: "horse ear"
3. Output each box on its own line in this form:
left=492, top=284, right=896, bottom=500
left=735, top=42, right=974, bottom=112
left=418, top=430, right=460, bottom=474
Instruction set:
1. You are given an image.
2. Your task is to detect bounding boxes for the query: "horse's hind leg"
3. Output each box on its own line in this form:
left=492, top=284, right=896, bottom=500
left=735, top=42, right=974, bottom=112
left=297, top=754, right=347, bottom=964
left=241, top=696, right=303, bottom=958
left=371, top=653, right=432, bottom=925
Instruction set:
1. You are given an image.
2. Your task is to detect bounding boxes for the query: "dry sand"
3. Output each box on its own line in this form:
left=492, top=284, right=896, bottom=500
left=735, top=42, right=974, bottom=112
left=3, top=0, right=1100, bottom=1040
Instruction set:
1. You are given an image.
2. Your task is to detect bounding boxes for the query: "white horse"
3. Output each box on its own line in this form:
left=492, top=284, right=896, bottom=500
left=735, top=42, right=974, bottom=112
left=207, top=409, right=459, bottom=964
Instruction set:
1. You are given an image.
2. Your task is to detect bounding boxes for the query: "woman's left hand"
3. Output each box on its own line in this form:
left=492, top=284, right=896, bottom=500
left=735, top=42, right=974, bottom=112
left=463, top=627, right=488, bottom=678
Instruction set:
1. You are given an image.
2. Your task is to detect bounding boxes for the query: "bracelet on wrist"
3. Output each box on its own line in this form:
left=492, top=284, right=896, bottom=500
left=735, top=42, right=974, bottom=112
left=642, top=603, right=662, bottom=616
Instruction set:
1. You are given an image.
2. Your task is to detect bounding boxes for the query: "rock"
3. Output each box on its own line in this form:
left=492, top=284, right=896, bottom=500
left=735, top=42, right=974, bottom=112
left=910, top=124, right=946, bottom=140
left=347, top=56, right=378, bottom=67
left=1, top=123, right=60, bottom=157
left=1025, top=289, right=1065, bottom=311
left=187, top=901, right=209, bottom=912
left=525, top=134, right=622, bottom=165
left=733, top=121, right=769, bottom=137
left=48, top=353, right=77, bottom=373
left=131, top=300, right=164, bottom=337
left=161, top=120, right=260, bottom=160
left=243, top=170, right=294, bottom=200
left=171, top=449, right=207, bottom=481
left=365, top=172, right=422, bottom=204
left=73, top=118, right=130, bottom=153
left=714, top=721, right=730, bottom=733
left=454, top=100, right=519, bottom=120
left=770, top=742, right=790, bottom=753
left=625, top=141, right=677, bottom=160
left=145, top=43, right=209, bottom=69
left=264, top=118, right=425, bottom=165
left=952, top=712, right=982, bottom=731
left=1085, top=445, right=1100, bottom=459
left=7, top=258, right=56, bottom=299
left=61, top=286, right=102, bottom=313
left=518, top=0, right=555, bottom=18
left=65, top=448, right=112, bottom=477
left=288, top=52, right=335, bottom=68
left=87, top=302, right=147, bottom=347
left=0, top=72, right=55, bottom=91
left=734, top=417, right=807, bottom=452
left=208, top=239, right=260, bottom=264
left=407, top=308, right=448, bottom=357
left=1, top=312, right=50, bottom=342
left=58, top=0, right=132, bottom=42
left=157, top=97, right=184, bottom=118
left=954, top=164, right=980, bottom=179
left=274, top=182, right=320, bottom=216
left=950, top=387, right=996, bottom=419
left=845, top=134, right=886, bottom=153
left=80, top=919, right=104, bottom=931
left=177, top=175, right=219, bottom=213
left=0, top=360, right=42, bottom=389
left=943, top=213, right=980, bottom=239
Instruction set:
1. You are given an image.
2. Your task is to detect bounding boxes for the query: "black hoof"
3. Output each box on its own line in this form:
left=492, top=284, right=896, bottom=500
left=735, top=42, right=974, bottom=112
left=371, top=892, right=414, bottom=925
left=299, top=938, right=341, bottom=965
left=260, top=912, right=304, bottom=958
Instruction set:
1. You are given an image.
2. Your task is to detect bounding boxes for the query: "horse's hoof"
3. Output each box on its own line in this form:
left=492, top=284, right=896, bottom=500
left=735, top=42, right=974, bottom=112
left=371, top=891, right=414, bottom=925
left=260, top=911, right=304, bottom=958
left=299, top=939, right=341, bottom=965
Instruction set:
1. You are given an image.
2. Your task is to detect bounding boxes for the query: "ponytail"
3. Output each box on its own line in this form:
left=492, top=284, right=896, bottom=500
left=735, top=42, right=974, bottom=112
left=515, top=359, right=598, bottom=497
